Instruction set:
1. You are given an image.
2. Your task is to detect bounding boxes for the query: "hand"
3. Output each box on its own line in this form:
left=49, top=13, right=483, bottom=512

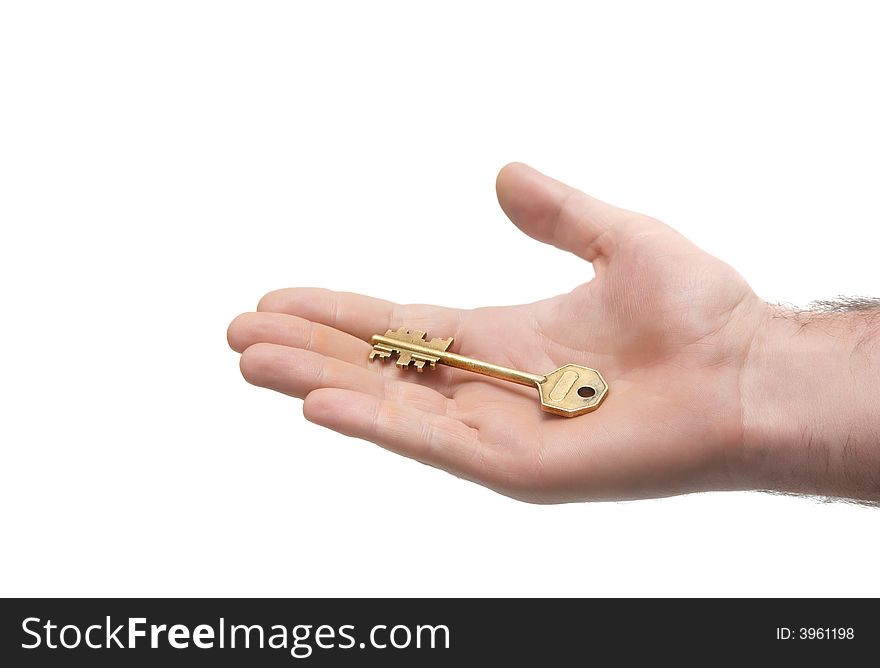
left=228, top=163, right=879, bottom=503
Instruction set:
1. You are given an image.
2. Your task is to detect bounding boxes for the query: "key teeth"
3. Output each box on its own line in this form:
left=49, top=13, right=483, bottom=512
left=387, top=326, right=427, bottom=342
left=370, top=327, right=449, bottom=372
left=383, top=327, right=451, bottom=349
left=427, top=336, right=453, bottom=352
left=369, top=345, right=393, bottom=362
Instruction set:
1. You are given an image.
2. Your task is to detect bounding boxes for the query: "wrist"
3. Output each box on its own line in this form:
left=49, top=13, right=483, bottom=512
left=739, top=303, right=880, bottom=500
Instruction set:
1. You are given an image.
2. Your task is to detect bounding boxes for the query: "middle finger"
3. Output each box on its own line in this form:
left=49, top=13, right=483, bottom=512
left=228, top=311, right=370, bottom=366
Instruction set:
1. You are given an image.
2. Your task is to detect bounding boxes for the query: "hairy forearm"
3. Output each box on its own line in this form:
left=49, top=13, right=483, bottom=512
left=740, top=298, right=880, bottom=501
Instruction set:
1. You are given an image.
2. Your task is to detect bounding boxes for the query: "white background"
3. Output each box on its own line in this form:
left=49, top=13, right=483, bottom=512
left=1, top=1, right=878, bottom=597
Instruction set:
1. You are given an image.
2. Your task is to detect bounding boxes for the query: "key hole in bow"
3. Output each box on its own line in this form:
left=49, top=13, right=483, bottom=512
left=577, top=386, right=596, bottom=399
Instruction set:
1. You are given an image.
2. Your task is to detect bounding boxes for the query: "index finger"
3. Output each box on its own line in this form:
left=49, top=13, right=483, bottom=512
left=257, top=287, right=465, bottom=343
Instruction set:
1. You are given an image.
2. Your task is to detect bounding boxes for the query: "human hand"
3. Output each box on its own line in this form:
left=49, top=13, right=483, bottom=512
left=228, top=163, right=879, bottom=503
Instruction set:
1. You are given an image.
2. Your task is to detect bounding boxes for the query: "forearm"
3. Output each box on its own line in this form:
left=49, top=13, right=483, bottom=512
left=740, top=299, right=880, bottom=501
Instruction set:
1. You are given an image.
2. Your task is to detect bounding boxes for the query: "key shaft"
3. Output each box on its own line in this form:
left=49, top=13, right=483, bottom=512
left=370, top=333, right=545, bottom=387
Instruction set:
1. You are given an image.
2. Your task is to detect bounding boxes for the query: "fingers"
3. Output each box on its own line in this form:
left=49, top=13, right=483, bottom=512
left=228, top=311, right=369, bottom=366
left=495, top=162, right=642, bottom=263
left=256, top=287, right=464, bottom=343
left=239, top=342, right=450, bottom=415
left=304, top=387, right=484, bottom=479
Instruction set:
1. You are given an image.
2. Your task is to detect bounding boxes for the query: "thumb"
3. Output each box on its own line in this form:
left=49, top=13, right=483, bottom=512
left=495, top=162, right=641, bottom=263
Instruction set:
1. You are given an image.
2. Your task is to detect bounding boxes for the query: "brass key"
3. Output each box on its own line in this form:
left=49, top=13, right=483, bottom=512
left=369, top=327, right=607, bottom=417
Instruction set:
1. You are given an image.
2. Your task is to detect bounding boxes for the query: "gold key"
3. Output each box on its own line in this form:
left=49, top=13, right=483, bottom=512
left=369, top=327, right=607, bottom=417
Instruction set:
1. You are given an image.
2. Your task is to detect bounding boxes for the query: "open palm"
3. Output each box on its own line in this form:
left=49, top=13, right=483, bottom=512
left=228, top=163, right=769, bottom=502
